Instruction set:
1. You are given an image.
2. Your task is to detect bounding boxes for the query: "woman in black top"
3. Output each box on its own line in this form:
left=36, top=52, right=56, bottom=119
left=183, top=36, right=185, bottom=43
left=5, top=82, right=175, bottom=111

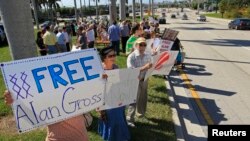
left=36, top=31, right=47, bottom=56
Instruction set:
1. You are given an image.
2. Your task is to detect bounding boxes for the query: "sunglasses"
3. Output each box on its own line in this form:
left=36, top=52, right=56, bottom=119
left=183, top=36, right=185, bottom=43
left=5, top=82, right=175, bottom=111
left=107, top=54, right=116, bottom=58
left=139, top=43, right=147, bottom=47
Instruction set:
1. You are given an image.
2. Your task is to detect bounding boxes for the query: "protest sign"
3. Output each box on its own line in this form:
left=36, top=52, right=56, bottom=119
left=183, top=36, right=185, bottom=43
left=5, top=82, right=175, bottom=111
left=98, top=68, right=140, bottom=110
left=161, top=28, right=179, bottom=41
left=160, top=40, right=174, bottom=52
left=145, top=51, right=179, bottom=79
left=0, top=49, right=105, bottom=133
left=151, top=51, right=179, bottom=75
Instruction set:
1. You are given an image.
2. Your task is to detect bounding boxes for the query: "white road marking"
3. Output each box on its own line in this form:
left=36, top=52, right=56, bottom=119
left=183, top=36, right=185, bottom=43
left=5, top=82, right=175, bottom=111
left=243, top=47, right=250, bottom=50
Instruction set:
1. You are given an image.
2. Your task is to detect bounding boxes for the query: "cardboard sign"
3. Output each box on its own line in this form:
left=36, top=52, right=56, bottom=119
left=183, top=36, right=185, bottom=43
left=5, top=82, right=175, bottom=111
left=98, top=68, right=140, bottom=110
left=0, top=49, right=105, bottom=133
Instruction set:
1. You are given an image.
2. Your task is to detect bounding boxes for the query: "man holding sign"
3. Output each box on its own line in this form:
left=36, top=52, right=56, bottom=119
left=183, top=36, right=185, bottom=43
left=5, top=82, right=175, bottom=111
left=126, top=37, right=153, bottom=127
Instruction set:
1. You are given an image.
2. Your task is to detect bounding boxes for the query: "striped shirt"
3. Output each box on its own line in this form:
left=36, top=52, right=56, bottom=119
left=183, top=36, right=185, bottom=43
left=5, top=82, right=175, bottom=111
left=127, top=49, right=152, bottom=80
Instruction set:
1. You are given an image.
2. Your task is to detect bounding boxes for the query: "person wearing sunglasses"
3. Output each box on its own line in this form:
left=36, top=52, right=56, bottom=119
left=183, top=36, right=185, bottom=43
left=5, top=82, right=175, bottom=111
left=126, top=37, right=153, bottom=127
left=98, top=46, right=130, bottom=141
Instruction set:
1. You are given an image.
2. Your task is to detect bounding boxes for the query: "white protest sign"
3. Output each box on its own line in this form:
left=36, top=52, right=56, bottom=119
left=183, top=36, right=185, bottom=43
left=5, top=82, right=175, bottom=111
left=160, top=40, right=174, bottom=52
left=0, top=49, right=105, bottom=133
left=71, top=45, right=81, bottom=51
left=98, top=68, right=140, bottom=110
left=145, top=51, right=179, bottom=79
left=145, top=38, right=162, bottom=54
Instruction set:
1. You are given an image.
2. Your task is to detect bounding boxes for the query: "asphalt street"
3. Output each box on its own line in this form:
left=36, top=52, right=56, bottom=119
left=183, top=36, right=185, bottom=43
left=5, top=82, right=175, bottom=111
left=159, top=9, right=250, bottom=140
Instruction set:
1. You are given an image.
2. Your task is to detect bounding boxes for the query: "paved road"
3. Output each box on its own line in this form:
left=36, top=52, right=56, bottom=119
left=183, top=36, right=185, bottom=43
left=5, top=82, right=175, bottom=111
left=159, top=9, right=250, bottom=140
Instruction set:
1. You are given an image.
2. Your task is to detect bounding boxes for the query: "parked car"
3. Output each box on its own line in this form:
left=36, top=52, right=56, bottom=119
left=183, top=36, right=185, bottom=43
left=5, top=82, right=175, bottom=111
left=182, top=13, right=188, bottom=20
left=228, top=18, right=250, bottom=30
left=0, top=23, right=7, bottom=45
left=159, top=17, right=166, bottom=24
left=161, top=12, right=166, bottom=17
left=171, top=14, right=176, bottom=19
left=40, top=21, right=53, bottom=28
left=197, top=15, right=206, bottom=21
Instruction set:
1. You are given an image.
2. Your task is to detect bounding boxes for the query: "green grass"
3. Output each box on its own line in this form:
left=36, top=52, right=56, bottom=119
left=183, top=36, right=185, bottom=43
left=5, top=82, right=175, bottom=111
left=0, top=45, right=12, bottom=116
left=204, top=12, right=231, bottom=19
left=0, top=39, right=175, bottom=140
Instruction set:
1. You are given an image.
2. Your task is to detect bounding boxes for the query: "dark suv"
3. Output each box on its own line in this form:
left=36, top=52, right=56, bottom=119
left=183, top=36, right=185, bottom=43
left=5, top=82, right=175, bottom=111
left=228, top=18, right=250, bottom=30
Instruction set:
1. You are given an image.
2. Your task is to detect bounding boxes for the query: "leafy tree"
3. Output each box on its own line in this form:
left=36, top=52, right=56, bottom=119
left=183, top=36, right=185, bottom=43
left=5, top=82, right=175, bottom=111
left=219, top=0, right=227, bottom=18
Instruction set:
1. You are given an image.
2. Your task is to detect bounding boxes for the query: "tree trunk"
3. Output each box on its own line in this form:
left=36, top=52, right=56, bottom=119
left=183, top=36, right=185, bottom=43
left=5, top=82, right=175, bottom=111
left=119, top=0, right=126, bottom=21
left=32, top=0, right=40, bottom=29
left=74, top=0, right=79, bottom=22
left=151, top=0, right=154, bottom=16
left=0, top=0, right=37, bottom=60
left=109, top=0, right=117, bottom=23
left=95, top=0, right=98, bottom=20
left=80, top=0, right=83, bottom=20
left=140, top=0, right=143, bottom=20
left=132, top=0, right=135, bottom=22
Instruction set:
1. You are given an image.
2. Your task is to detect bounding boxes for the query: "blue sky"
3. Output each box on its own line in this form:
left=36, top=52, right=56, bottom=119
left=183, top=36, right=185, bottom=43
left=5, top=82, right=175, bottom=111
left=60, top=0, right=174, bottom=7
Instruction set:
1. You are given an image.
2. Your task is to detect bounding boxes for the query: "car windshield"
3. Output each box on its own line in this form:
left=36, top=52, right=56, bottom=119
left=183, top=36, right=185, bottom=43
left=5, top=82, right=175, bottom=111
left=241, top=19, right=250, bottom=22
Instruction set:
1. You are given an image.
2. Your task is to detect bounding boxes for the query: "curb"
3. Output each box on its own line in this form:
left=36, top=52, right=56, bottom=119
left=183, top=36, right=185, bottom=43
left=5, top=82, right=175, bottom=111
left=165, top=73, right=207, bottom=141
left=165, top=76, right=185, bottom=141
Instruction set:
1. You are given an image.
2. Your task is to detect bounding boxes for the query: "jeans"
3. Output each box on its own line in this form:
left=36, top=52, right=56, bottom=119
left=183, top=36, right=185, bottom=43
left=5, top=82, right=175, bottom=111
left=47, top=45, right=57, bottom=54
left=111, top=40, right=120, bottom=55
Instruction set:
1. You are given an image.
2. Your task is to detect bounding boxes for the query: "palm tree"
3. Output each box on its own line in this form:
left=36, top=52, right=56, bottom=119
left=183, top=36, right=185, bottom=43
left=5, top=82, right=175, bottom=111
left=36, top=0, right=60, bottom=20
left=47, top=0, right=61, bottom=20
left=0, top=0, right=37, bottom=59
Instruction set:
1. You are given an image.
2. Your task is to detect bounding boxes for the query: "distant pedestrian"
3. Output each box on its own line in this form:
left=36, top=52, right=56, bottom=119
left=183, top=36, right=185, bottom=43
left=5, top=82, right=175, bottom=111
left=120, top=21, right=130, bottom=54
left=36, top=31, right=47, bottom=56
left=63, top=26, right=70, bottom=51
left=108, top=21, right=121, bottom=55
left=125, top=23, right=143, bottom=55
left=86, top=24, right=95, bottom=48
left=56, top=28, right=67, bottom=52
left=43, top=26, right=58, bottom=54
left=76, top=26, right=87, bottom=50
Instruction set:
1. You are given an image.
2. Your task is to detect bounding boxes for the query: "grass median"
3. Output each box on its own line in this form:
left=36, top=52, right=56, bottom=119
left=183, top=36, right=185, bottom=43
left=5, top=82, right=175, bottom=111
left=0, top=43, right=175, bottom=141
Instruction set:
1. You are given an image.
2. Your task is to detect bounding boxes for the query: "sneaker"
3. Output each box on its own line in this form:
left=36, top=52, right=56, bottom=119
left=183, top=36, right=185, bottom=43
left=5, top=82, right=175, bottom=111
left=127, top=121, right=135, bottom=127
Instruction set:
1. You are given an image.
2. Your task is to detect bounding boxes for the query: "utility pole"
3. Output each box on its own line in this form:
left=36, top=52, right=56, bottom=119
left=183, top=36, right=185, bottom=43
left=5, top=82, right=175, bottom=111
left=0, top=0, right=37, bottom=60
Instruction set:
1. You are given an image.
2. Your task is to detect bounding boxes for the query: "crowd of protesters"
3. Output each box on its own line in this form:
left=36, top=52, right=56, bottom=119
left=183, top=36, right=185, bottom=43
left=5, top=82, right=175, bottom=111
left=4, top=17, right=179, bottom=141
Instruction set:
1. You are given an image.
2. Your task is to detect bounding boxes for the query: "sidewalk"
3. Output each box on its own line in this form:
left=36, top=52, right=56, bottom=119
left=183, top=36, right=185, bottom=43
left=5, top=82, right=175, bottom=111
left=165, top=71, right=207, bottom=141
